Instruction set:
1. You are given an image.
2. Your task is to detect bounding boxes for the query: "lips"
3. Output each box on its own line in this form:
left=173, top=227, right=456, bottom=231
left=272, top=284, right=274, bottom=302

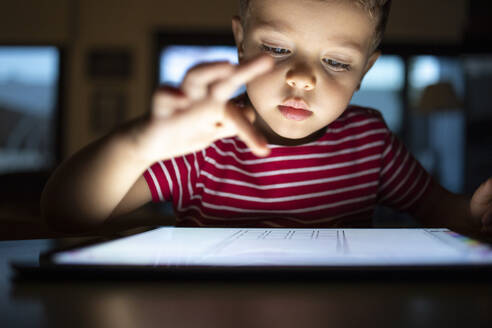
left=278, top=98, right=312, bottom=121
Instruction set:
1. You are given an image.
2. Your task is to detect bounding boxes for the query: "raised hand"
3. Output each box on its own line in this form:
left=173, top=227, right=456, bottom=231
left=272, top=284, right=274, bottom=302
left=470, top=177, right=492, bottom=233
left=136, top=55, right=274, bottom=164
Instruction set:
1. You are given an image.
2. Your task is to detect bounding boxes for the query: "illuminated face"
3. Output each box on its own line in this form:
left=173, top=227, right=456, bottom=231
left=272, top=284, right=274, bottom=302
left=232, top=0, right=380, bottom=145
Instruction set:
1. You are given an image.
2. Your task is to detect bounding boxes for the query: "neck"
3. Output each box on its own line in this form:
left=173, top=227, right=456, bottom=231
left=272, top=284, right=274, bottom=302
left=253, top=114, right=326, bottom=146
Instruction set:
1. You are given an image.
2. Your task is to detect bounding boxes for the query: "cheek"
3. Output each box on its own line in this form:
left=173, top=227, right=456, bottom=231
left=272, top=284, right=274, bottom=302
left=246, top=68, right=284, bottom=105
left=317, top=75, right=358, bottom=105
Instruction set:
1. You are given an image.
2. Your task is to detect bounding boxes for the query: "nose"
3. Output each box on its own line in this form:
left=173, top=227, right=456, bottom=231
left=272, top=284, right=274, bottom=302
left=286, top=67, right=316, bottom=91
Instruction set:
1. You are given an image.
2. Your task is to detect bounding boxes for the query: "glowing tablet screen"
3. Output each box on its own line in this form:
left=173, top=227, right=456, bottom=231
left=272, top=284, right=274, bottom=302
left=52, top=228, right=492, bottom=267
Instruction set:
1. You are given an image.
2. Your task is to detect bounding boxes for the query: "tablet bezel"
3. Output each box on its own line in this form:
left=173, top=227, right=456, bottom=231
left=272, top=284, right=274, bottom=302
left=23, top=227, right=492, bottom=274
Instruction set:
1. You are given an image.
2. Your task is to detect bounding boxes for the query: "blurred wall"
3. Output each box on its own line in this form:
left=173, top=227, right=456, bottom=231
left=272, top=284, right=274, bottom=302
left=0, top=0, right=468, bottom=157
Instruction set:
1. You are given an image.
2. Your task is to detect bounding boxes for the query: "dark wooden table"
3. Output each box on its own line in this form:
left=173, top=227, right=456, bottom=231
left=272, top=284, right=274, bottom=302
left=2, top=236, right=492, bottom=328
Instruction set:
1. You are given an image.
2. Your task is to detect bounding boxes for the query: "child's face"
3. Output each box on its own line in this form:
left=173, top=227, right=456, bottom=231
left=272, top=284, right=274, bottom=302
left=232, top=0, right=381, bottom=144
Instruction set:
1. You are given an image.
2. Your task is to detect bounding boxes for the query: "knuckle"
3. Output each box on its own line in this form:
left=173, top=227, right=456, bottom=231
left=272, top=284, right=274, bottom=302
left=485, top=178, right=492, bottom=189
left=208, top=82, right=226, bottom=100
left=183, top=69, right=197, bottom=83
left=185, top=63, right=205, bottom=76
left=181, top=75, right=194, bottom=90
left=153, top=92, right=172, bottom=104
left=185, top=62, right=216, bottom=79
left=182, top=67, right=204, bottom=86
left=151, top=93, right=164, bottom=106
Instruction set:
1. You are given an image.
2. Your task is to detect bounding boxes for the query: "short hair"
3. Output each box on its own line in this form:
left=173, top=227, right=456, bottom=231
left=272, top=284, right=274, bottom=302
left=238, top=0, right=392, bottom=51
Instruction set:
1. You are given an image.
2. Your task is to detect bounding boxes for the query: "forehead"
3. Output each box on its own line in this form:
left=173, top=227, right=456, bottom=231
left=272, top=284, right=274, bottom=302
left=245, top=0, right=376, bottom=54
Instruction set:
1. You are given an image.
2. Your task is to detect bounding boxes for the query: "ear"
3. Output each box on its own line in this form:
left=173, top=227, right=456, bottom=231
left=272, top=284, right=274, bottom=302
left=357, top=50, right=381, bottom=91
left=232, top=16, right=245, bottom=61
left=362, top=50, right=381, bottom=77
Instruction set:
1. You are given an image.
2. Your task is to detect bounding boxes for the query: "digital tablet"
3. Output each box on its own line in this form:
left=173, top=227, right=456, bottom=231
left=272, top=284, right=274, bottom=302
left=27, top=227, right=492, bottom=274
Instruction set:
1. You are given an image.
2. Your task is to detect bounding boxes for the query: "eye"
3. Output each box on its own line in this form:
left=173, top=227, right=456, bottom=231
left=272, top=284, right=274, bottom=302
left=261, top=44, right=291, bottom=57
left=323, top=59, right=351, bottom=72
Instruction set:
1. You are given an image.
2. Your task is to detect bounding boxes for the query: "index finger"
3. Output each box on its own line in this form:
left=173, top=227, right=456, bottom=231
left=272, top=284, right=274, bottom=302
left=181, top=61, right=235, bottom=100
left=209, top=55, right=274, bottom=101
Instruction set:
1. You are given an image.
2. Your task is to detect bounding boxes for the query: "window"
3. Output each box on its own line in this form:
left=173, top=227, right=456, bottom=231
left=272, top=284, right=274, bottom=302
left=0, top=46, right=60, bottom=174
left=408, top=56, right=465, bottom=193
left=351, top=55, right=405, bottom=134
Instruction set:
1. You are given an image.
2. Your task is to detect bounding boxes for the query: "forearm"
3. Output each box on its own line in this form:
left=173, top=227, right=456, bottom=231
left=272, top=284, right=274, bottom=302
left=414, top=181, right=481, bottom=234
left=433, top=194, right=477, bottom=233
left=41, top=120, right=152, bottom=231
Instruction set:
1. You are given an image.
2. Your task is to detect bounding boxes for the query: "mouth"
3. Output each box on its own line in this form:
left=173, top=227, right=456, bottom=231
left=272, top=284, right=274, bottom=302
left=278, top=98, right=313, bottom=121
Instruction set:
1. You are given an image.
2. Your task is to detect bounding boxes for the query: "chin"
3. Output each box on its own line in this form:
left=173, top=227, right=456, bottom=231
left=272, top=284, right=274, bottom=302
left=274, top=126, right=316, bottom=140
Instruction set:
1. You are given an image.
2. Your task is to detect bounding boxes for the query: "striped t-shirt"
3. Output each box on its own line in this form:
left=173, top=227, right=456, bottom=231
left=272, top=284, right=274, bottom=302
left=144, top=105, right=432, bottom=228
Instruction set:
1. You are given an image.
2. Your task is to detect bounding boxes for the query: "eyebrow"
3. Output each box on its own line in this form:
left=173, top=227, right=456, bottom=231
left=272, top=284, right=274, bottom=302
left=327, top=39, right=365, bottom=55
left=253, top=19, right=365, bottom=55
left=253, top=19, right=295, bottom=34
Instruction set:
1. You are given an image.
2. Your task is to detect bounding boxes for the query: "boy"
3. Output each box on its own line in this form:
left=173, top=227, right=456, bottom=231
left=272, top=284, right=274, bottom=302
left=42, top=0, right=492, bottom=234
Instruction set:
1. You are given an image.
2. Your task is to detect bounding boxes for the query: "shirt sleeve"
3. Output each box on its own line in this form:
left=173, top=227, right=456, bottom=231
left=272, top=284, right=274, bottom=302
left=377, top=127, right=433, bottom=214
left=143, top=160, right=174, bottom=202
left=143, top=152, right=200, bottom=203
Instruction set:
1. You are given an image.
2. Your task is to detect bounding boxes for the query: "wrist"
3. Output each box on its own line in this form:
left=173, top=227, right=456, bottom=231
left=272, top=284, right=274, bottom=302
left=110, top=118, right=159, bottom=168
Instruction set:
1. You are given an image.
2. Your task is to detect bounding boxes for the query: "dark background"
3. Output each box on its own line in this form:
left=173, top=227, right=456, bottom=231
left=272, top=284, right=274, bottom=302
left=0, top=0, right=491, bottom=239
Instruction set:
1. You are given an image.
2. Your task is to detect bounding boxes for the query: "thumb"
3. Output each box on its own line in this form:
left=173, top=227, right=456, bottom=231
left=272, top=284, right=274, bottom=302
left=228, top=92, right=257, bottom=124
left=472, top=178, right=492, bottom=203
left=471, top=177, right=492, bottom=217
left=222, top=99, right=270, bottom=157
left=241, top=103, right=257, bottom=124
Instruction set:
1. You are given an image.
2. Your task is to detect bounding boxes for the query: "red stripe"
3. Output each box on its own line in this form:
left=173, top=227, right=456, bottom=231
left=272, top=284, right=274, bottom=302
left=143, top=169, right=160, bottom=202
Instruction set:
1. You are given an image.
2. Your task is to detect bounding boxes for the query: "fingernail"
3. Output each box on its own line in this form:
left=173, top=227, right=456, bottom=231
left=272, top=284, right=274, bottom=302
left=254, top=55, right=273, bottom=67
left=256, top=145, right=270, bottom=157
left=262, top=56, right=274, bottom=66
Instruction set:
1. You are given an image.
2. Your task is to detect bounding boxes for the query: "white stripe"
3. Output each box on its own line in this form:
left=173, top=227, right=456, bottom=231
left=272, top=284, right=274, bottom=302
left=171, top=159, right=183, bottom=211
left=326, top=118, right=380, bottom=133
left=335, top=109, right=369, bottom=122
left=315, top=129, right=386, bottom=146
left=401, top=175, right=431, bottom=210
left=380, top=141, right=403, bottom=177
left=147, top=167, right=164, bottom=201
left=392, top=169, right=423, bottom=205
left=196, top=181, right=378, bottom=203
left=200, top=168, right=379, bottom=190
left=204, top=153, right=380, bottom=178
left=201, top=194, right=376, bottom=214
left=381, top=160, right=416, bottom=201
left=221, top=136, right=314, bottom=151
left=211, top=141, right=383, bottom=165
left=183, top=155, right=193, bottom=199
left=267, top=119, right=380, bottom=146
left=159, top=161, right=173, bottom=195
left=220, top=138, right=256, bottom=153
left=193, top=152, right=200, bottom=178
left=177, top=203, right=374, bottom=225
left=382, top=134, right=393, bottom=159
left=379, top=151, right=410, bottom=192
